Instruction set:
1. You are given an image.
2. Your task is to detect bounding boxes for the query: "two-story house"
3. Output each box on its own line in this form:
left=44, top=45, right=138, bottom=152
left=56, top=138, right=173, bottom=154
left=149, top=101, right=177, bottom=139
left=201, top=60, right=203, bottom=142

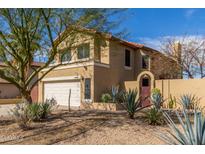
left=38, top=28, right=181, bottom=108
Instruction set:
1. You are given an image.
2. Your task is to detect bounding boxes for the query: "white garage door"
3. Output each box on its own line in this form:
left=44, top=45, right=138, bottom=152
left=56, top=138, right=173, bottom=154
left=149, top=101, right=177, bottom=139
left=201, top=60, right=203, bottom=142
left=44, top=81, right=81, bottom=107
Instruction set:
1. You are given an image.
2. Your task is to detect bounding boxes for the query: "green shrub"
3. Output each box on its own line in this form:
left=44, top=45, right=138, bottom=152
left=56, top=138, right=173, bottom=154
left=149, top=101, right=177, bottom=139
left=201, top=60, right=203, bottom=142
left=179, top=94, right=201, bottom=110
left=151, top=88, right=163, bottom=110
left=167, top=94, right=177, bottom=109
left=101, top=93, right=112, bottom=103
left=160, top=109, right=205, bottom=145
left=121, top=89, right=148, bottom=119
left=10, top=101, right=30, bottom=130
left=27, top=103, right=42, bottom=121
left=152, top=88, right=161, bottom=95
left=41, top=102, right=52, bottom=119
left=146, top=107, right=164, bottom=125
left=27, top=101, right=55, bottom=121
left=11, top=99, right=55, bottom=128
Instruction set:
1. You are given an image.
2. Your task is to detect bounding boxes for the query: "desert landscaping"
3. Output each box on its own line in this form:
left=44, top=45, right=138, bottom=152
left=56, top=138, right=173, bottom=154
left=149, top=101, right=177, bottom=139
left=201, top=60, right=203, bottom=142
left=0, top=109, right=168, bottom=145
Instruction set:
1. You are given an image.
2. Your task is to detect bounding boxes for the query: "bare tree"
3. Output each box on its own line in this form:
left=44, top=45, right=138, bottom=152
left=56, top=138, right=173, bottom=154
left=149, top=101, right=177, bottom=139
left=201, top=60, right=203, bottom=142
left=0, top=8, right=125, bottom=103
left=160, top=35, right=205, bottom=79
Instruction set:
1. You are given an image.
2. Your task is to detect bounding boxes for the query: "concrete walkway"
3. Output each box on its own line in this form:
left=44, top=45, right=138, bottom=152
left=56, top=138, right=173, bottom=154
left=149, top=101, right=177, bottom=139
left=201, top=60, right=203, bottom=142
left=0, top=104, right=15, bottom=117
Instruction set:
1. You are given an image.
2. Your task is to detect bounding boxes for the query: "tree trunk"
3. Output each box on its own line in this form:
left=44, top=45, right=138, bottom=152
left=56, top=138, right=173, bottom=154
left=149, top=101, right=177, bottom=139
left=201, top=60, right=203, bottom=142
left=21, top=90, right=33, bottom=104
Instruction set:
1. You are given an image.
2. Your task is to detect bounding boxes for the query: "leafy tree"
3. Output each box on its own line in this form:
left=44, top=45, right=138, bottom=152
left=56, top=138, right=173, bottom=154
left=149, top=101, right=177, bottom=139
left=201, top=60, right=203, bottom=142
left=0, top=8, right=126, bottom=103
left=161, top=36, right=205, bottom=79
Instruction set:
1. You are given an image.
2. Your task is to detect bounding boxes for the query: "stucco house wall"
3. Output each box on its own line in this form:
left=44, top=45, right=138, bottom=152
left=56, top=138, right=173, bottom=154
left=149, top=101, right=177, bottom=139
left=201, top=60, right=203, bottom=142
left=135, top=48, right=181, bottom=80
left=38, top=63, right=94, bottom=103
left=39, top=30, right=181, bottom=105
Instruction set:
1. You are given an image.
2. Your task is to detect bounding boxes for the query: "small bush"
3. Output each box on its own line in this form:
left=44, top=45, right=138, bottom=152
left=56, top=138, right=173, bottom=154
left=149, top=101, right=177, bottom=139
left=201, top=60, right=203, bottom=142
left=41, top=102, right=53, bottom=119
left=10, top=102, right=30, bottom=130
left=11, top=99, right=55, bottom=129
left=167, top=94, right=177, bottom=109
left=146, top=107, right=164, bottom=125
left=152, top=88, right=161, bottom=95
left=151, top=88, right=164, bottom=110
left=27, top=103, right=42, bottom=121
left=101, top=93, right=112, bottom=103
left=27, top=100, right=55, bottom=121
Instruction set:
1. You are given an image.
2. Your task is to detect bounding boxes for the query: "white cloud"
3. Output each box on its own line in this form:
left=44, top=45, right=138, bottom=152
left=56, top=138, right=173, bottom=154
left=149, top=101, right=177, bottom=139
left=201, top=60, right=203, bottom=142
left=138, top=35, right=205, bottom=51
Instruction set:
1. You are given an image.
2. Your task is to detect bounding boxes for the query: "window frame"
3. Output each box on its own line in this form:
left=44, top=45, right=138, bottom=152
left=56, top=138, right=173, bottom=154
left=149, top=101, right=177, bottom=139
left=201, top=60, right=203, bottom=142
left=141, top=55, right=150, bottom=70
left=77, top=43, right=90, bottom=60
left=125, top=49, right=131, bottom=67
left=60, top=49, right=71, bottom=63
left=84, top=78, right=91, bottom=100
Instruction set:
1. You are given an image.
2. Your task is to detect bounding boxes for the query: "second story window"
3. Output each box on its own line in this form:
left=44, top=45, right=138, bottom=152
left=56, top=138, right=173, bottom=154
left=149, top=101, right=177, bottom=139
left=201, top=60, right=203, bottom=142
left=77, top=43, right=90, bottom=59
left=61, top=49, right=71, bottom=63
left=125, top=49, right=131, bottom=67
left=142, top=55, right=150, bottom=69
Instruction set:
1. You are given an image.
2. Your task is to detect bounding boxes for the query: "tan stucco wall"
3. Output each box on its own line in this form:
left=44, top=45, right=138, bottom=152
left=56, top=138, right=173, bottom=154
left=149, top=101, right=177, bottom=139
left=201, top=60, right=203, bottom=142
left=38, top=64, right=94, bottom=102
left=93, top=41, right=137, bottom=101
left=124, top=81, right=138, bottom=91
left=155, top=79, right=205, bottom=107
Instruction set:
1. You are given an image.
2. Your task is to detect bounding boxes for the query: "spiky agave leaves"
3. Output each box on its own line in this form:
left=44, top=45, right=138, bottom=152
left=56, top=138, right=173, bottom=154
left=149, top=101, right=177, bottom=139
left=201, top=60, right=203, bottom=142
left=179, top=94, right=201, bottom=110
left=111, top=85, right=119, bottom=103
left=159, top=109, right=205, bottom=145
left=122, top=89, right=149, bottom=119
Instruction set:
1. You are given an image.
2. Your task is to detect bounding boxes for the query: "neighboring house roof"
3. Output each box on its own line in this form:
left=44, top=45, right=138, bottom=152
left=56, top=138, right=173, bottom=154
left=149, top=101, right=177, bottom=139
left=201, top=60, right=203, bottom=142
left=0, top=62, right=44, bottom=67
left=0, top=61, right=45, bottom=83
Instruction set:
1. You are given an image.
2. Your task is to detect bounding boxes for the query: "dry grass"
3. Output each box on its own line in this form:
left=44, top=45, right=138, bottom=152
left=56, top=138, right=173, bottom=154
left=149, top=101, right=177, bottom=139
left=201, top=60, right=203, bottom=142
left=0, top=109, right=170, bottom=145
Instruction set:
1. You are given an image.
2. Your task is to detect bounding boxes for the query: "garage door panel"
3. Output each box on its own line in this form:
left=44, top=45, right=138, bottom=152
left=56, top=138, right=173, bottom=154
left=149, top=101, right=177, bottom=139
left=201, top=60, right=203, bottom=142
left=44, top=81, right=81, bottom=107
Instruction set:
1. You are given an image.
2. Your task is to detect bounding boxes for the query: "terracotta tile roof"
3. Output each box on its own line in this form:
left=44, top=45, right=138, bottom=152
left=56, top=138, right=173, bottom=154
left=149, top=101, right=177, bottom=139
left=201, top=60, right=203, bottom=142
left=123, top=41, right=144, bottom=48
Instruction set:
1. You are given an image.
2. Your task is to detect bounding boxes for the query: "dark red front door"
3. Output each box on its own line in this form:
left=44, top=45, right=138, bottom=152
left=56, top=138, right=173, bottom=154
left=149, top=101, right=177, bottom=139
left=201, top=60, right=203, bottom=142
left=140, top=87, right=151, bottom=107
left=140, top=77, right=151, bottom=107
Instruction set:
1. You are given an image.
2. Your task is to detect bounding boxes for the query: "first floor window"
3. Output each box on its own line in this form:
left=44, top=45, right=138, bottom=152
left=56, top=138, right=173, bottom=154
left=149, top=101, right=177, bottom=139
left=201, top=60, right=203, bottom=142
left=84, top=78, right=91, bottom=99
left=77, top=43, right=90, bottom=59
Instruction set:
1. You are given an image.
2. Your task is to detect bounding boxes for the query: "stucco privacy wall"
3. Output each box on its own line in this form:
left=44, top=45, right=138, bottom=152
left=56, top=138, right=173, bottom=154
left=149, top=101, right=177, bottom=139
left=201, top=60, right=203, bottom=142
left=155, top=79, right=205, bottom=107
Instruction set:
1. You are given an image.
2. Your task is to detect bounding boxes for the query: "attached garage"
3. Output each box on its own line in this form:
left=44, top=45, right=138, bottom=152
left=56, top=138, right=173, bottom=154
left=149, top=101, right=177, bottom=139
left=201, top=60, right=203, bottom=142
left=43, top=76, right=81, bottom=107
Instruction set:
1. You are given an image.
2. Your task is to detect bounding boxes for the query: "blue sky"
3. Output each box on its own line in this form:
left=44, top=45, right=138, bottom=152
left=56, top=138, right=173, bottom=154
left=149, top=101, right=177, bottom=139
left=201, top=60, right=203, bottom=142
left=114, top=8, right=205, bottom=49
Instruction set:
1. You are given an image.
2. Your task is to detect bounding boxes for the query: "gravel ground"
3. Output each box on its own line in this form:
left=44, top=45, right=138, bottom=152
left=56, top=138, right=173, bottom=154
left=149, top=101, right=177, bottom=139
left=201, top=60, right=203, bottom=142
left=0, top=109, right=169, bottom=145
left=58, top=114, right=167, bottom=145
left=0, top=104, right=15, bottom=117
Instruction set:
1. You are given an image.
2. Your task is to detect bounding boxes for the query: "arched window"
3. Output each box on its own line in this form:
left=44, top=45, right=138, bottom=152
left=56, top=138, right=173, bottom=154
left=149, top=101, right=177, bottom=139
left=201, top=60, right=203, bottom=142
left=141, top=75, right=150, bottom=87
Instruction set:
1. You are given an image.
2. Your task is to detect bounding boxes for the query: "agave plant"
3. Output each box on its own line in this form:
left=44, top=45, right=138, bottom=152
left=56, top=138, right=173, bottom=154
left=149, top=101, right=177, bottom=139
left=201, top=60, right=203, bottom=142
left=151, top=88, right=163, bottom=110
left=179, top=94, right=201, bottom=110
left=111, top=85, right=119, bottom=103
left=160, top=109, right=205, bottom=145
left=122, top=89, right=148, bottom=119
